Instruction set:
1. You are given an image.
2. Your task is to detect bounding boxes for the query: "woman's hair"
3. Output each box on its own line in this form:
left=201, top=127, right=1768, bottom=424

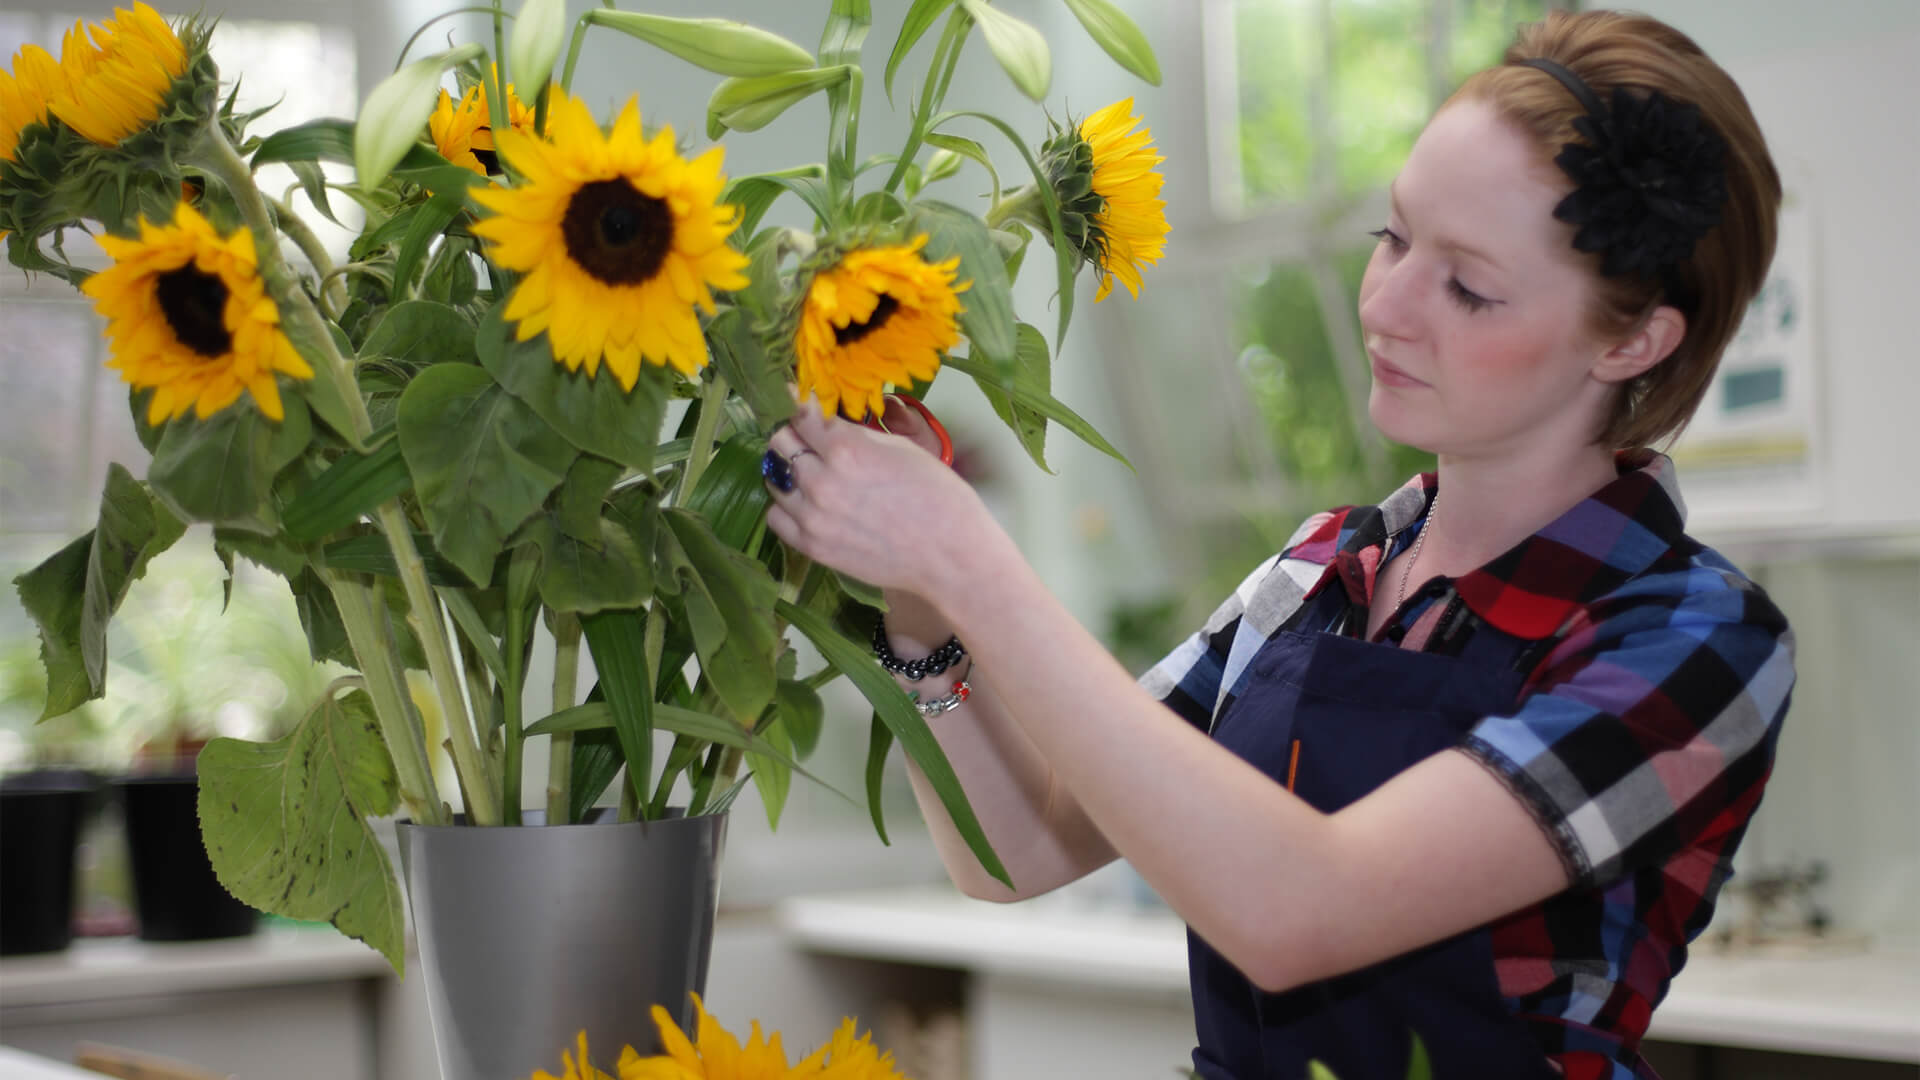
left=1452, top=10, right=1782, bottom=449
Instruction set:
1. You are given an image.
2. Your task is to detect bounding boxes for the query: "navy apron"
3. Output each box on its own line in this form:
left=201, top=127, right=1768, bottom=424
left=1189, top=588, right=1561, bottom=1080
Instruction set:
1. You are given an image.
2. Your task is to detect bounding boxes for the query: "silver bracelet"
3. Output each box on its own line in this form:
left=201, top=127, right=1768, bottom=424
left=908, top=660, right=974, bottom=716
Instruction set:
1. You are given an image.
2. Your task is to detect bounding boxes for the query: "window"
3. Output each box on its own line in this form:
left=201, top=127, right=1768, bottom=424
left=1098, top=0, right=1558, bottom=653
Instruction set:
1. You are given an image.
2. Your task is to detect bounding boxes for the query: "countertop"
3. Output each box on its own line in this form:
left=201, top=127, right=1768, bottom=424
left=777, top=885, right=1920, bottom=1064
left=0, top=927, right=393, bottom=1008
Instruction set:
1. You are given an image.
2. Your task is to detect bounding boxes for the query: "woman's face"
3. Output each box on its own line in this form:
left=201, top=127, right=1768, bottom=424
left=1358, top=99, right=1619, bottom=460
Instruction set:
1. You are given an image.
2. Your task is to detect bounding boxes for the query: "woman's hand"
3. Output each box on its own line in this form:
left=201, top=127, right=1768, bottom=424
left=764, top=395, right=993, bottom=598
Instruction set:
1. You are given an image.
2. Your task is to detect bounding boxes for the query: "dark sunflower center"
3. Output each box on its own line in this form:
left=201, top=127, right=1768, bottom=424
left=560, top=179, right=673, bottom=286
left=835, top=294, right=899, bottom=346
left=155, top=266, right=233, bottom=358
left=470, top=126, right=501, bottom=176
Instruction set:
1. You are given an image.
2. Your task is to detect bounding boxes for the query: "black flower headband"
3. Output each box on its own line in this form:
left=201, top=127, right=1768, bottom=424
left=1518, top=58, right=1730, bottom=289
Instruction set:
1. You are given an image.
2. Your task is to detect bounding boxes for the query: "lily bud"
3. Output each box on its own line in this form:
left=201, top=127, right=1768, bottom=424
left=706, top=67, right=848, bottom=140
left=590, top=11, right=814, bottom=78
left=507, top=0, right=566, bottom=98
left=356, top=43, right=483, bottom=192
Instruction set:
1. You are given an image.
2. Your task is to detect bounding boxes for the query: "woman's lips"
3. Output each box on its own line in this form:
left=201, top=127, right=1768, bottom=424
left=1369, top=352, right=1428, bottom=388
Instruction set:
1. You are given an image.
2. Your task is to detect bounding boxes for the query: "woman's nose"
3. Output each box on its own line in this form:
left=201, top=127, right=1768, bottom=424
left=1358, top=257, right=1420, bottom=341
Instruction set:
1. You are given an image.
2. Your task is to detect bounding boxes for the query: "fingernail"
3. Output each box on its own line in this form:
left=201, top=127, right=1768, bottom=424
left=761, top=448, right=795, bottom=494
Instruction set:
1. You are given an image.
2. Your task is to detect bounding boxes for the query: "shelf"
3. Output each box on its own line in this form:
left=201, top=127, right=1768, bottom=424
left=778, top=886, right=1920, bottom=1063
left=0, top=927, right=394, bottom=1008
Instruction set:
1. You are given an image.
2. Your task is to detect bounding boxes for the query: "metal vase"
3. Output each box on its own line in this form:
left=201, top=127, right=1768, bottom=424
left=396, top=809, right=728, bottom=1080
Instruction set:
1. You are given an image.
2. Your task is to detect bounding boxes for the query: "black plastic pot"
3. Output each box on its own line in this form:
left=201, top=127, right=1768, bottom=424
left=115, top=774, right=256, bottom=941
left=0, top=771, right=98, bottom=955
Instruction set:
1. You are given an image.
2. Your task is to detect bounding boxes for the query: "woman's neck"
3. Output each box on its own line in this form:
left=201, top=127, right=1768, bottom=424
left=1418, top=443, right=1622, bottom=577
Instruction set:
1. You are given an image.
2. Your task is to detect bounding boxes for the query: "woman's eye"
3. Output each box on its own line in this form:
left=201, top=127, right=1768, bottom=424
left=1368, top=227, right=1405, bottom=250
left=1447, top=278, right=1494, bottom=314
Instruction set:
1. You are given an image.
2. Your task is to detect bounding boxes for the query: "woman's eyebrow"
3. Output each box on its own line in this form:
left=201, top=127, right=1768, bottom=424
left=1388, top=181, right=1508, bottom=272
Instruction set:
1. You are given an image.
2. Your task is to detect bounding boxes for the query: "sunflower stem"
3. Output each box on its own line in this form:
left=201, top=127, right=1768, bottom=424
left=487, top=2, right=509, bottom=162
left=381, top=504, right=503, bottom=826
left=199, top=120, right=465, bottom=826
left=545, top=612, right=582, bottom=824
left=885, top=6, right=970, bottom=196
left=986, top=184, right=1041, bottom=231
left=269, top=195, right=347, bottom=316
left=559, top=13, right=592, bottom=96
left=676, top=372, right=730, bottom=506
left=325, top=573, right=449, bottom=826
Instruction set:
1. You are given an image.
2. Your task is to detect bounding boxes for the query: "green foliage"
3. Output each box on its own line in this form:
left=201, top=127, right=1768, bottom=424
left=6, top=0, right=1170, bottom=957
left=198, top=688, right=405, bottom=971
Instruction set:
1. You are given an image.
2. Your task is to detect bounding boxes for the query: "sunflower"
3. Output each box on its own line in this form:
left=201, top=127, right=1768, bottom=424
left=617, top=995, right=796, bottom=1080
left=1, top=43, right=64, bottom=163
left=80, top=201, right=313, bottom=423
left=533, top=1031, right=615, bottom=1080
left=470, top=88, right=749, bottom=390
left=430, top=78, right=537, bottom=177
left=793, top=237, right=968, bottom=422
left=47, top=2, right=187, bottom=148
left=999, top=97, right=1169, bottom=302
left=609, top=995, right=909, bottom=1080
left=1077, top=98, right=1170, bottom=301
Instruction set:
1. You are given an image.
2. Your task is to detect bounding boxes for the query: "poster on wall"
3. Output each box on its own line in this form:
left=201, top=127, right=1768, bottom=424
left=1668, top=168, right=1823, bottom=532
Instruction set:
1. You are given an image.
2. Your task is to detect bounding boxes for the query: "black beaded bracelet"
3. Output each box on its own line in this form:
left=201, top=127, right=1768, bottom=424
left=872, top=616, right=965, bottom=681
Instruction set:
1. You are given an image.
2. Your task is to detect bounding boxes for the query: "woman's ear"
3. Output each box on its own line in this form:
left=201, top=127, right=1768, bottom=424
left=1593, top=304, right=1687, bottom=384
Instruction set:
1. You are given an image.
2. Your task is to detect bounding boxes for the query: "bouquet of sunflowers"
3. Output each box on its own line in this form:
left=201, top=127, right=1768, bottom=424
left=2, top=0, right=1167, bottom=972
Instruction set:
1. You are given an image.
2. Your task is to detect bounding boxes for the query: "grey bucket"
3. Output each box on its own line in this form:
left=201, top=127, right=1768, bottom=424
left=396, top=809, right=728, bottom=1080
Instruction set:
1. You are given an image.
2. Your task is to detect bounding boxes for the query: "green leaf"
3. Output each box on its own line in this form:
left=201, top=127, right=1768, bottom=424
left=14, top=467, right=187, bottom=718
left=566, top=728, right=622, bottom=823
left=934, top=109, right=1078, bottom=351
left=579, top=608, right=654, bottom=811
left=319, top=532, right=470, bottom=586
left=977, top=322, right=1051, bottom=470
left=393, top=184, right=480, bottom=302
left=438, top=587, right=507, bottom=684
left=197, top=689, right=405, bottom=973
left=885, top=0, right=958, bottom=102
left=1061, top=0, right=1161, bottom=85
left=706, top=67, right=851, bottom=141
left=508, top=0, right=568, bottom=93
left=215, top=525, right=307, bottom=580
left=909, top=199, right=1018, bottom=374
left=522, top=512, right=650, bottom=615
left=286, top=159, right=344, bottom=228
left=706, top=306, right=794, bottom=428
left=1307, top=1064, right=1340, bottom=1080
left=663, top=508, right=780, bottom=725
left=588, top=11, right=814, bottom=77
left=778, top=599, right=1007, bottom=886
left=147, top=396, right=312, bottom=534
left=396, top=363, right=579, bottom=585
left=14, top=536, right=92, bottom=718
left=992, top=220, right=1032, bottom=283
left=525, top=701, right=850, bottom=805
left=1406, top=1034, right=1431, bottom=1080
left=834, top=571, right=888, bottom=611
left=722, top=176, right=788, bottom=238
left=944, top=350, right=1129, bottom=469
left=864, top=711, right=893, bottom=844
left=959, top=0, right=1050, bottom=100
left=775, top=678, right=824, bottom=758
left=290, top=567, right=356, bottom=665
left=924, top=133, right=997, bottom=202
left=355, top=44, right=485, bottom=192
left=554, top=455, right=623, bottom=543
left=476, top=303, right=668, bottom=473
left=747, top=720, right=793, bottom=829
left=680, top=433, right=772, bottom=551
left=282, top=438, right=410, bottom=542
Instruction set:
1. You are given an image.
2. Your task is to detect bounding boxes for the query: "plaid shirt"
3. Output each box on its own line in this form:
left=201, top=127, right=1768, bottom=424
left=1140, top=451, right=1795, bottom=1079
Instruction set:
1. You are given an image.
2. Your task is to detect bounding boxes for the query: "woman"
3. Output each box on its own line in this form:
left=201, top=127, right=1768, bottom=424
left=762, top=10, right=1793, bottom=1079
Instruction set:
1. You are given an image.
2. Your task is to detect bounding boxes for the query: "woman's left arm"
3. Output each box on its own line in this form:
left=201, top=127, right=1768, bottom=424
left=767, top=406, right=1792, bottom=994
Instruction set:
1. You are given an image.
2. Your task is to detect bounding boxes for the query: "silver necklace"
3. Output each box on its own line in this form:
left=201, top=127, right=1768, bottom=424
left=1396, top=488, right=1440, bottom=611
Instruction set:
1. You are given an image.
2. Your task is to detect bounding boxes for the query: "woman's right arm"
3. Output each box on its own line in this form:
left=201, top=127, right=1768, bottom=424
left=882, top=587, right=1119, bottom=902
